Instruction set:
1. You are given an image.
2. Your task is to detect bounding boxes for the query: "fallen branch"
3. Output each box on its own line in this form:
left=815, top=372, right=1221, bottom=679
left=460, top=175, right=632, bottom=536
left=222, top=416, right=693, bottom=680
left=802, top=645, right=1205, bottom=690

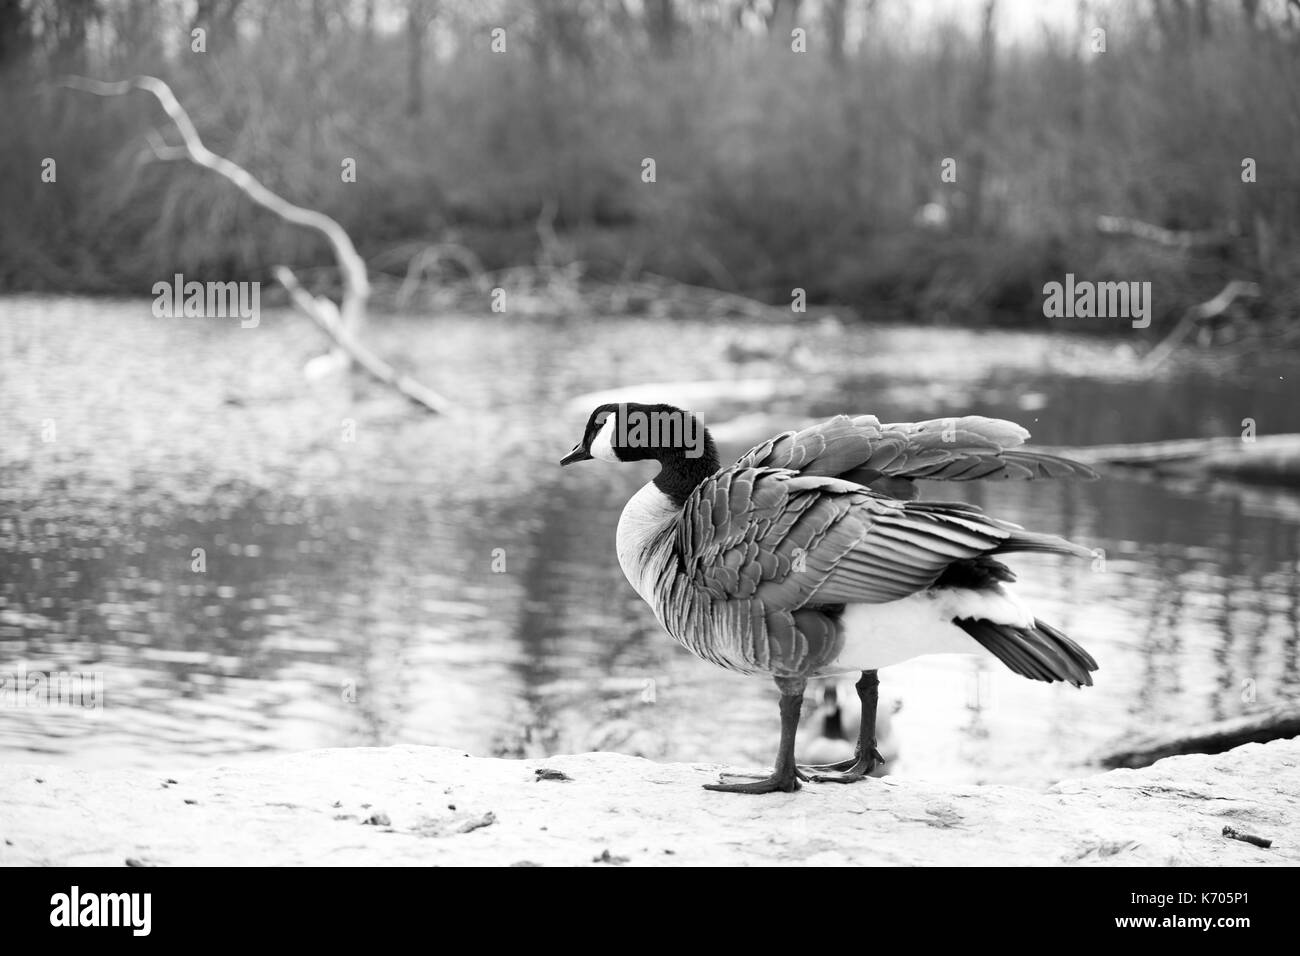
left=395, top=243, right=488, bottom=310
left=1096, top=214, right=1229, bottom=250
left=1141, top=280, right=1260, bottom=371
left=276, top=268, right=452, bottom=413
left=1099, top=703, right=1300, bottom=770
left=61, top=74, right=451, bottom=414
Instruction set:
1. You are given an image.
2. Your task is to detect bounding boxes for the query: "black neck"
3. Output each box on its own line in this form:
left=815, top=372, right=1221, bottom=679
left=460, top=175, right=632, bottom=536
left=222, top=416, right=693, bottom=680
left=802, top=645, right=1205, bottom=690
left=651, top=431, right=720, bottom=507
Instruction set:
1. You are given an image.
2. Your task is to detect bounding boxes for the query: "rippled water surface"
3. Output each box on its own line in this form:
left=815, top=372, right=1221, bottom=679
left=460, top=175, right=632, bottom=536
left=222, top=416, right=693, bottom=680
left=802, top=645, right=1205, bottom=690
left=2, top=296, right=1298, bottom=785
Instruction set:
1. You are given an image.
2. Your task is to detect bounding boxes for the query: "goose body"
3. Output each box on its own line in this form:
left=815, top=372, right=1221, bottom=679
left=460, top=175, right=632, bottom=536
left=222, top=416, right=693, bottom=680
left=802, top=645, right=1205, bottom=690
left=614, top=479, right=1053, bottom=677
left=562, top=403, right=1099, bottom=793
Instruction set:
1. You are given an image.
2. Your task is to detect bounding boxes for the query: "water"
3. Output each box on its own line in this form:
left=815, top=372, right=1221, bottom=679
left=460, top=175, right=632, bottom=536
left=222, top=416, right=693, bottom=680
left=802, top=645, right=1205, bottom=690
left=2, top=296, right=1298, bottom=786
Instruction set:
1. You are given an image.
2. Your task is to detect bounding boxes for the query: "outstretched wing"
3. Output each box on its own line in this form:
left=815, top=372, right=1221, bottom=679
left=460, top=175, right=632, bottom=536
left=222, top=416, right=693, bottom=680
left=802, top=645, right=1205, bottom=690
left=671, top=465, right=1090, bottom=676
left=737, top=414, right=1096, bottom=499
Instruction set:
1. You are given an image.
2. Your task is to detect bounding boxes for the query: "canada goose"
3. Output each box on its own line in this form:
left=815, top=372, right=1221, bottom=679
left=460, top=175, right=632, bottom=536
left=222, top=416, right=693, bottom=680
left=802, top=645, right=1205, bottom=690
left=560, top=403, right=1099, bottom=794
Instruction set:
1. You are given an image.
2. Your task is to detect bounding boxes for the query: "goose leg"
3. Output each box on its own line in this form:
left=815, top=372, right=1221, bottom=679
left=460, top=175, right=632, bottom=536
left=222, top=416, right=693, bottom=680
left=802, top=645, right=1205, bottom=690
left=806, top=670, right=885, bottom=783
left=705, top=677, right=806, bottom=794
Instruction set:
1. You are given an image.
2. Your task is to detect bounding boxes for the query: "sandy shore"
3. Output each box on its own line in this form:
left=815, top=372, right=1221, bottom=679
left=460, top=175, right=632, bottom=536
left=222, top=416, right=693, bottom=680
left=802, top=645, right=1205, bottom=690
left=2, top=740, right=1295, bottom=866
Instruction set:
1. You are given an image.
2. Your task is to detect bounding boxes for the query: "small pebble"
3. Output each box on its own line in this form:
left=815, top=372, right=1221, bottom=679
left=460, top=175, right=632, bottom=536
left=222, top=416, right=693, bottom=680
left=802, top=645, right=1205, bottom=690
left=124, top=857, right=149, bottom=867
left=534, top=768, right=572, bottom=782
left=593, top=849, right=629, bottom=865
left=363, top=811, right=391, bottom=826
left=184, top=799, right=197, bottom=805
left=459, top=812, right=496, bottom=834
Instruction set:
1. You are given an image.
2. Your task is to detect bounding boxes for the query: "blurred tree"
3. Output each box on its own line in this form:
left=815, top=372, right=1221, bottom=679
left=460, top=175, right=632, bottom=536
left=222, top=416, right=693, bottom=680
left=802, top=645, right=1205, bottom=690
left=40, top=0, right=97, bottom=64
left=535, top=0, right=591, bottom=72
left=361, top=0, right=376, bottom=45
left=0, top=0, right=32, bottom=67
left=1196, top=0, right=1212, bottom=37
left=645, top=0, right=675, bottom=58
left=766, top=0, right=801, bottom=40
left=407, top=0, right=436, bottom=116
left=824, top=0, right=846, bottom=68
left=965, top=0, right=997, bottom=234
left=192, top=0, right=242, bottom=51
left=111, top=0, right=160, bottom=63
left=1150, top=0, right=1216, bottom=44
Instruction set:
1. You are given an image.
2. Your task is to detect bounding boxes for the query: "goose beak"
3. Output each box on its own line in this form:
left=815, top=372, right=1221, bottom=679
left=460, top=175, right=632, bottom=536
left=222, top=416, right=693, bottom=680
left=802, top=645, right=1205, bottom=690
left=560, top=443, right=592, bottom=466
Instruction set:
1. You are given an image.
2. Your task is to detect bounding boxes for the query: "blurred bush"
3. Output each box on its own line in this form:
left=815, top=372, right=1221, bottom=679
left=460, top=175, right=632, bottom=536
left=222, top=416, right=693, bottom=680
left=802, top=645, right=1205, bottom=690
left=1, top=0, right=1297, bottom=331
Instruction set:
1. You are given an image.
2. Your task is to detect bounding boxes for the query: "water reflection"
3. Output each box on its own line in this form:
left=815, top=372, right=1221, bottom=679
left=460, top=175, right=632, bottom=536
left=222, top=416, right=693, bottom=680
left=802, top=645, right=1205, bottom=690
left=1, top=296, right=1297, bottom=785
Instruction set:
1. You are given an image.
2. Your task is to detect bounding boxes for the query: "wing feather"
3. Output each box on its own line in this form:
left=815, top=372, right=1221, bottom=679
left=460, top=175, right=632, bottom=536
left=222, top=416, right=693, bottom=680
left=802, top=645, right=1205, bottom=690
left=661, top=409, right=1099, bottom=677
left=677, top=465, right=1043, bottom=611
left=737, top=414, right=1098, bottom=491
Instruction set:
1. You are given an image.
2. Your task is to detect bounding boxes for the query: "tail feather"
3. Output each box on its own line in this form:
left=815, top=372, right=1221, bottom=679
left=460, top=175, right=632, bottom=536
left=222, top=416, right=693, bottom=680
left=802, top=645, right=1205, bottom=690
left=1035, top=618, right=1099, bottom=672
left=954, top=616, right=1097, bottom=687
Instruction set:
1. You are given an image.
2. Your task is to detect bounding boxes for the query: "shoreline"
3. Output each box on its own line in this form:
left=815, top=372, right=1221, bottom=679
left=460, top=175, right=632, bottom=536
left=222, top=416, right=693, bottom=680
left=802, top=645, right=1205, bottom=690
left=2, top=739, right=1295, bottom=866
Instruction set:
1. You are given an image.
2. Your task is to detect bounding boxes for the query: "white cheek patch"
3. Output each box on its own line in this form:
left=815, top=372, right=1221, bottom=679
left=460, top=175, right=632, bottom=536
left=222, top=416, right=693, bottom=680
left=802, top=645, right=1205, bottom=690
left=590, top=415, right=619, bottom=462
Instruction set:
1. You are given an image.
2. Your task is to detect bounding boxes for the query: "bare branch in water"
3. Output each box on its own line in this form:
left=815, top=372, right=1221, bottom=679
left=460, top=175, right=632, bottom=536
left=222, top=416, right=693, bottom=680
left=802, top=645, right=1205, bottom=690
left=60, top=73, right=452, bottom=414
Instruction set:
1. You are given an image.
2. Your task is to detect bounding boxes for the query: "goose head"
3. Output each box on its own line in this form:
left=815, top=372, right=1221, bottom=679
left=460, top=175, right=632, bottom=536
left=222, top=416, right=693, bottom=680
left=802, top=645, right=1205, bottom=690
left=559, top=402, right=710, bottom=465
left=560, top=402, right=721, bottom=503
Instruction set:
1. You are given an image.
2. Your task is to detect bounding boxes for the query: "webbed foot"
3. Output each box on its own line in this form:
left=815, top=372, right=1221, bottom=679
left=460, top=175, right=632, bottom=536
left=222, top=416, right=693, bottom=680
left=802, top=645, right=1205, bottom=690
left=704, top=767, right=803, bottom=794
left=806, top=747, right=885, bottom=784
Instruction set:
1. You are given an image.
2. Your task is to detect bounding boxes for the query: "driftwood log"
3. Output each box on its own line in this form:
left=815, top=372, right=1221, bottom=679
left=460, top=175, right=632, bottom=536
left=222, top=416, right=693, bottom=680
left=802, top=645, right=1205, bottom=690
left=61, top=74, right=451, bottom=414
left=1050, top=434, right=1300, bottom=488
left=1100, top=703, right=1300, bottom=769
